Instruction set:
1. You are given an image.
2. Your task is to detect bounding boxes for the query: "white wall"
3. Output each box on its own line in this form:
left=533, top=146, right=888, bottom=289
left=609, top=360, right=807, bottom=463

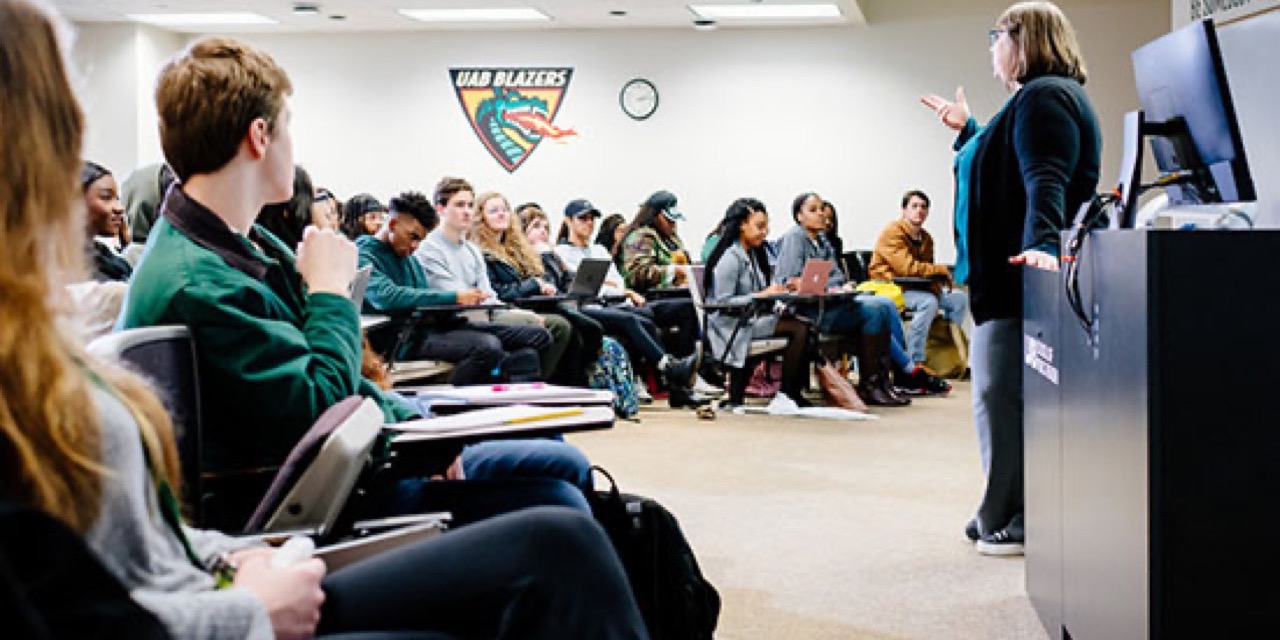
left=73, top=0, right=1167, bottom=260
left=73, top=23, right=139, bottom=179
left=74, top=23, right=182, bottom=175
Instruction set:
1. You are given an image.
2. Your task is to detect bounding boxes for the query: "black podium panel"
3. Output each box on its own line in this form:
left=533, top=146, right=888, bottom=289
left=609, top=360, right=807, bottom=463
left=1023, top=267, right=1064, bottom=640
left=1025, top=230, right=1280, bottom=640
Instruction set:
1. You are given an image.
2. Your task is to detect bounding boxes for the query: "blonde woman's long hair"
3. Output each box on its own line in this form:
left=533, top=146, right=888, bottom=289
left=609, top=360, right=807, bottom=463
left=471, top=191, right=545, bottom=278
left=0, top=0, right=181, bottom=534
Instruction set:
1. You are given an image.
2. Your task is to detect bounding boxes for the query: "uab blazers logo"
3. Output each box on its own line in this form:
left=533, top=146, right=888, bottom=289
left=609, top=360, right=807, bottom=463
left=451, top=67, right=578, bottom=173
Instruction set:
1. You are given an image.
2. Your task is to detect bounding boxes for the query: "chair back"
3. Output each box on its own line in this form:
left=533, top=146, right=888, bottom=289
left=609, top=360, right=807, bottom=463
left=87, top=326, right=203, bottom=518
left=843, top=250, right=873, bottom=284
left=245, top=396, right=384, bottom=537
left=687, top=264, right=708, bottom=327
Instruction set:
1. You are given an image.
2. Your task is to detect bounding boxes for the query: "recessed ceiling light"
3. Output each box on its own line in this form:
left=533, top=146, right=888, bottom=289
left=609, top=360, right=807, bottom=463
left=693, top=19, right=717, bottom=30
left=398, top=8, right=551, bottom=23
left=127, top=12, right=278, bottom=26
left=688, top=3, right=842, bottom=19
left=329, top=14, right=346, bottom=21
left=293, top=3, right=320, bottom=15
left=609, top=10, right=628, bottom=17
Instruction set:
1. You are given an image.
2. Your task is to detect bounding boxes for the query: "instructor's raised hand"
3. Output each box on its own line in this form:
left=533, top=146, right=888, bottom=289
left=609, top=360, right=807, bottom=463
left=920, top=86, right=971, bottom=131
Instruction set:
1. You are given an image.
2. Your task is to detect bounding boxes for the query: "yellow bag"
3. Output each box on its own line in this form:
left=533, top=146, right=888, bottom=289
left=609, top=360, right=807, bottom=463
left=855, top=280, right=905, bottom=312
left=925, top=319, right=970, bottom=379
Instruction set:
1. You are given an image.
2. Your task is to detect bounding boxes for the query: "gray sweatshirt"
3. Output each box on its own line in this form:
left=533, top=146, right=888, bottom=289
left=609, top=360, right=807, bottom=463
left=415, top=229, right=500, bottom=303
left=85, top=385, right=273, bottom=640
left=773, top=224, right=845, bottom=288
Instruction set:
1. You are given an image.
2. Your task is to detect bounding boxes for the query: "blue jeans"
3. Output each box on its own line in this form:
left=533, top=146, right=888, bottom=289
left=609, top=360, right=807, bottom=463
left=902, top=289, right=969, bottom=365
left=816, top=294, right=897, bottom=335
left=461, top=439, right=592, bottom=495
left=375, top=440, right=593, bottom=526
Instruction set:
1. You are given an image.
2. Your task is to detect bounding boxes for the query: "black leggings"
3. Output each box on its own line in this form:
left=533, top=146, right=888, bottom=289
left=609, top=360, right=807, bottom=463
left=318, top=507, right=647, bottom=640
left=727, top=317, right=811, bottom=403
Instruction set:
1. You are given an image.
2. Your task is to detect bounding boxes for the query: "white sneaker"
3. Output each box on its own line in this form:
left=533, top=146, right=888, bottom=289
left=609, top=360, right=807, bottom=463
left=975, top=529, right=1024, bottom=556
left=635, top=374, right=654, bottom=404
left=693, top=374, right=725, bottom=397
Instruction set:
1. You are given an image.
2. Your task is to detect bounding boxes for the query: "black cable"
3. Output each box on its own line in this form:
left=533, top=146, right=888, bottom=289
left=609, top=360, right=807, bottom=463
left=1062, top=193, right=1116, bottom=337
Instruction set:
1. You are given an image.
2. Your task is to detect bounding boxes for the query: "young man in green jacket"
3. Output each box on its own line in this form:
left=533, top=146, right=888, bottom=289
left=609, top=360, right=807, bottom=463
left=120, top=36, right=591, bottom=522
left=357, top=191, right=549, bottom=385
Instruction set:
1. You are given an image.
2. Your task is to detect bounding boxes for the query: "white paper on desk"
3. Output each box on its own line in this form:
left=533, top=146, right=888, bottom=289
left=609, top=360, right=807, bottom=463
left=738, top=394, right=877, bottom=421
left=415, top=383, right=606, bottom=403
left=394, top=404, right=585, bottom=433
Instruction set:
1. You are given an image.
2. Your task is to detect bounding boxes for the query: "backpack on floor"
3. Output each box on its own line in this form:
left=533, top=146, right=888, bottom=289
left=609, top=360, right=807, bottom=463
left=589, top=467, right=721, bottom=640
left=587, top=337, right=640, bottom=418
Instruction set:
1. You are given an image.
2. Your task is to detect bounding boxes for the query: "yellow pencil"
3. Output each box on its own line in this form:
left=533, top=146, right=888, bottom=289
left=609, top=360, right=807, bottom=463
left=504, top=408, right=584, bottom=425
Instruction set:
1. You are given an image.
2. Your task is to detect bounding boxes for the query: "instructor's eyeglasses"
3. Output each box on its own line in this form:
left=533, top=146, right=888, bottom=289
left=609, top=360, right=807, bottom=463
left=988, top=28, right=1015, bottom=46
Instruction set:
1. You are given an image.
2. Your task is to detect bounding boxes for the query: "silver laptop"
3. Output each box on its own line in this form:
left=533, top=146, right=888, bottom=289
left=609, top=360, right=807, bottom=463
left=569, top=258, right=611, bottom=297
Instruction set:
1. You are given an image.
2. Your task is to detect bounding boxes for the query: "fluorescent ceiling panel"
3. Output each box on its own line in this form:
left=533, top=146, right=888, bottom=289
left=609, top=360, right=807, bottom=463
left=398, top=8, right=551, bottom=23
left=689, top=4, right=843, bottom=19
left=127, top=12, right=278, bottom=26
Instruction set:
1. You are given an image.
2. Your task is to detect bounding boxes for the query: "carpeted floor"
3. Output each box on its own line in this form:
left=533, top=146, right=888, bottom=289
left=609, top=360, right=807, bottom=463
left=569, top=381, right=1050, bottom=640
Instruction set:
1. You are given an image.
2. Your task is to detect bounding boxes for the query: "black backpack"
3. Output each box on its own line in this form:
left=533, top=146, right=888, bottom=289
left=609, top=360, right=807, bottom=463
left=590, top=467, right=721, bottom=640
left=0, top=500, right=171, bottom=640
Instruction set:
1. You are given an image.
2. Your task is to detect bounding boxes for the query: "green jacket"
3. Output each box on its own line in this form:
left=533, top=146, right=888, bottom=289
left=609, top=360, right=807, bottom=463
left=356, top=234, right=456, bottom=313
left=121, top=188, right=416, bottom=468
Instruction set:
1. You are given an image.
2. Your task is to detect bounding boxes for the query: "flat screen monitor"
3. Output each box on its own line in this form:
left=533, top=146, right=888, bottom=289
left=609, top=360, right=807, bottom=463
left=1132, top=19, right=1255, bottom=205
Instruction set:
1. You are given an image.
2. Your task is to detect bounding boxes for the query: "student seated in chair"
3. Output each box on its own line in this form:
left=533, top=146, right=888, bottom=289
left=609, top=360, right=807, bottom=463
left=120, top=34, right=594, bottom=523
left=472, top=190, right=598, bottom=386
left=544, top=198, right=703, bottom=408
left=616, top=190, right=719, bottom=400
left=703, top=198, right=813, bottom=409
left=0, top=6, right=647, bottom=638
left=868, top=189, right=969, bottom=373
left=774, top=192, right=909, bottom=406
left=416, top=177, right=570, bottom=381
left=358, top=191, right=551, bottom=386
left=67, top=161, right=132, bottom=342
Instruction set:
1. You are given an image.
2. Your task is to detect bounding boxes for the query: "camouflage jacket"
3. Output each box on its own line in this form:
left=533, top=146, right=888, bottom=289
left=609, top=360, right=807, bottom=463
left=618, top=226, right=689, bottom=292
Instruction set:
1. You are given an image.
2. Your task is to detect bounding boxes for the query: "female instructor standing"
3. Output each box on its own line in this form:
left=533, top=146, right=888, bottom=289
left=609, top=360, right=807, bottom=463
left=922, top=1, right=1100, bottom=556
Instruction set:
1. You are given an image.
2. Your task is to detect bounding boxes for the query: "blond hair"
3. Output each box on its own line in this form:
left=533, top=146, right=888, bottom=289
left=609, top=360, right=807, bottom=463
left=998, top=1, right=1088, bottom=86
left=0, top=0, right=181, bottom=533
left=156, top=36, right=293, bottom=182
left=472, top=192, right=545, bottom=278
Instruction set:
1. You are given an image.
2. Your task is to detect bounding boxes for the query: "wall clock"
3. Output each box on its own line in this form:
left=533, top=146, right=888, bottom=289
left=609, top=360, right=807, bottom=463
left=620, top=78, right=659, bottom=121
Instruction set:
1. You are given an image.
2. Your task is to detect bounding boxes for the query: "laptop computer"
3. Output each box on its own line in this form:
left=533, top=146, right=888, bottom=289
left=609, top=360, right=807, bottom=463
left=795, top=259, right=833, bottom=295
left=348, top=265, right=372, bottom=306
left=568, top=258, right=611, bottom=297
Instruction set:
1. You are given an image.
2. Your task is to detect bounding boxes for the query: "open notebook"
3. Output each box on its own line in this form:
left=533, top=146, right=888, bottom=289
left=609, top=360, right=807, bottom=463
left=392, top=404, right=615, bottom=443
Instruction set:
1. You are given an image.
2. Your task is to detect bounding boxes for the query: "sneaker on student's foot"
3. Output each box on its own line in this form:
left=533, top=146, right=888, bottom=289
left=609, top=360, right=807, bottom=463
left=635, top=374, right=654, bottom=404
left=976, top=528, right=1024, bottom=556
left=693, top=374, right=725, bottom=397
left=965, top=518, right=980, bottom=543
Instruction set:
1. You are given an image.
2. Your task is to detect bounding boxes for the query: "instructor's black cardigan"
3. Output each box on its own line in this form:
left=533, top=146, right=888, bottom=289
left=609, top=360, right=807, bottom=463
left=956, top=73, right=1101, bottom=324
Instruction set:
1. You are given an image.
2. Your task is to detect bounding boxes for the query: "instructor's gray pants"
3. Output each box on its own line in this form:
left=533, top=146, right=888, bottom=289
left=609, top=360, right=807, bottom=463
left=971, top=318, right=1023, bottom=536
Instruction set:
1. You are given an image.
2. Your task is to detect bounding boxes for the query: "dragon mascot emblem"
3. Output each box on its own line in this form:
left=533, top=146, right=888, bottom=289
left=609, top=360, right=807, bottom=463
left=452, top=68, right=578, bottom=172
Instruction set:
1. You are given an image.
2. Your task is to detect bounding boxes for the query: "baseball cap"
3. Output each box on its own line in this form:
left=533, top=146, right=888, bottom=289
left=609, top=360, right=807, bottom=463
left=564, top=198, right=601, bottom=219
left=644, top=190, right=684, bottom=221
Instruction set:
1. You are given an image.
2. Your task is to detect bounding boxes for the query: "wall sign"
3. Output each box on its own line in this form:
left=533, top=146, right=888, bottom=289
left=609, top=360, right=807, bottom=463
left=450, top=67, right=579, bottom=173
left=1173, top=0, right=1280, bottom=27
